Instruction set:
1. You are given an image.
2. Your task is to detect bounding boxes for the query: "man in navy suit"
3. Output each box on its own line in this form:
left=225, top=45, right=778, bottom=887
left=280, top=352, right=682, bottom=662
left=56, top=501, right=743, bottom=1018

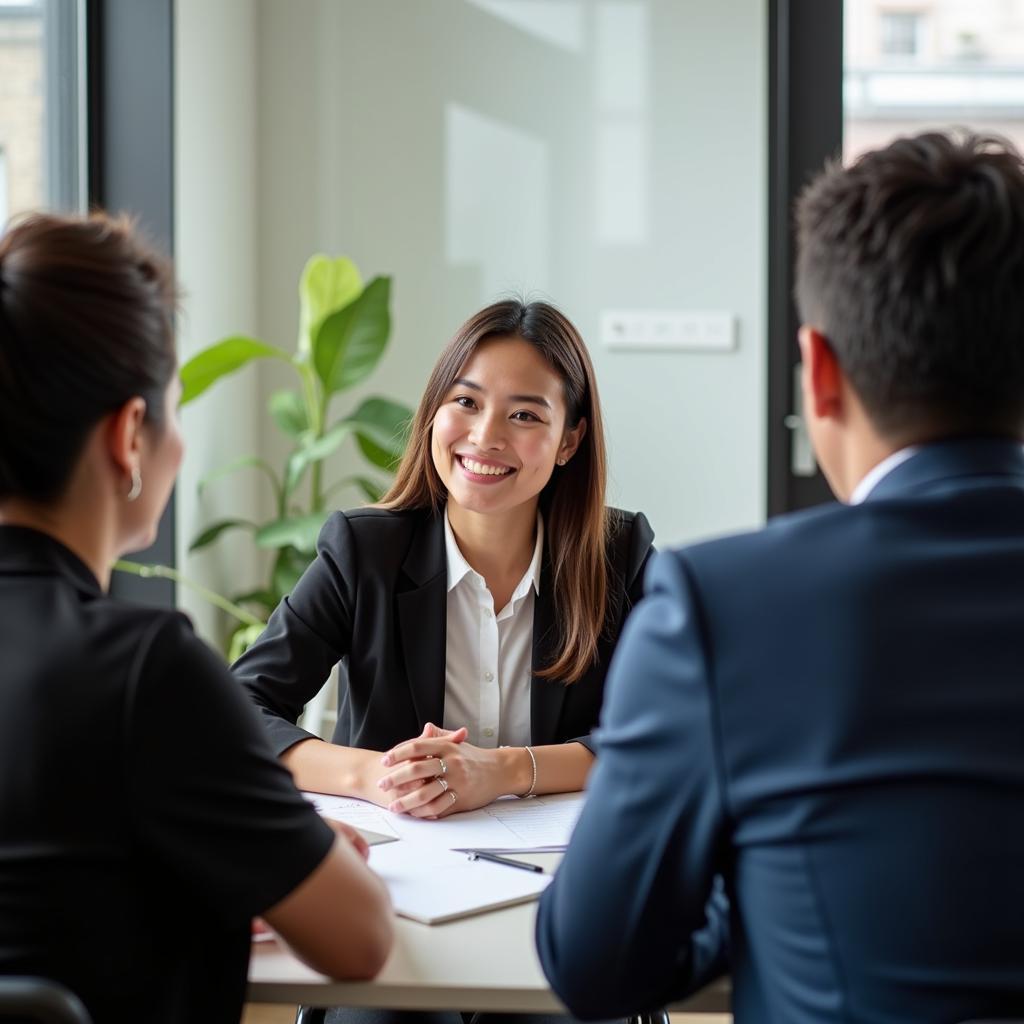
left=536, top=131, right=1024, bottom=1023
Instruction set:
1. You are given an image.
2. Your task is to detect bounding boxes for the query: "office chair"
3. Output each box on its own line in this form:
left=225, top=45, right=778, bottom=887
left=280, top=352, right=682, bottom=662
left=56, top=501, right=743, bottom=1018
left=0, top=978, right=92, bottom=1024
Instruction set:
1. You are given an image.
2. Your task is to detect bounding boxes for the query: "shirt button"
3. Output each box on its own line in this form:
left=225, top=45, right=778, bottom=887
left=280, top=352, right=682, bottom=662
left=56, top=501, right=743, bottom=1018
left=484, top=671, right=494, bottom=682
left=483, top=609, right=492, bottom=618
left=483, top=728, right=495, bottom=737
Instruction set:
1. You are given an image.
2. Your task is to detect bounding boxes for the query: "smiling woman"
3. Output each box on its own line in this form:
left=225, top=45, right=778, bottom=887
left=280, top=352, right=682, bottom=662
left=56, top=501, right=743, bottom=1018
left=235, top=298, right=654, bottom=826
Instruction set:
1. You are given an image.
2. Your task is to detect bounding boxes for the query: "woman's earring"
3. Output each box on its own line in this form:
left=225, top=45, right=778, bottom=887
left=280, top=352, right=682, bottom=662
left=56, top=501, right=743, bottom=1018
left=127, top=467, right=143, bottom=502
left=557, top=457, right=567, bottom=466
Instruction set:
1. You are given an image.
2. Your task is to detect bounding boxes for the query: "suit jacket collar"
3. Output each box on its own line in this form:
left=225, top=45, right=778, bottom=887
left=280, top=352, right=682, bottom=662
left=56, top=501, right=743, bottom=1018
left=396, top=510, right=448, bottom=729
left=530, top=545, right=568, bottom=747
left=866, top=438, right=1024, bottom=503
left=394, top=507, right=566, bottom=744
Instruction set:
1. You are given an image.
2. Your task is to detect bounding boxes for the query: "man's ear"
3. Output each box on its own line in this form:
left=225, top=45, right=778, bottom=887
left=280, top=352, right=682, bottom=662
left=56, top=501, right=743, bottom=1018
left=106, top=397, right=148, bottom=479
left=798, top=326, right=844, bottom=423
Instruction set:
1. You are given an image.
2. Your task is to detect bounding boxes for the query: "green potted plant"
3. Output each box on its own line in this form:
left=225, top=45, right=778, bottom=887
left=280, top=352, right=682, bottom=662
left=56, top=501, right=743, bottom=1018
left=118, top=255, right=413, bottom=660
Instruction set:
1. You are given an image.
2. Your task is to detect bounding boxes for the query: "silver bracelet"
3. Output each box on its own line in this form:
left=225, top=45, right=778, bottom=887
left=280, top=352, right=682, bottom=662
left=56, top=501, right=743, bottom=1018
left=520, top=745, right=537, bottom=799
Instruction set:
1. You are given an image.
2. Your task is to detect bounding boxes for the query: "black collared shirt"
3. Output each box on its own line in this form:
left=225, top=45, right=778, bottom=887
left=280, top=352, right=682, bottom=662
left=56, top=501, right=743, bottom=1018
left=0, top=526, right=333, bottom=1023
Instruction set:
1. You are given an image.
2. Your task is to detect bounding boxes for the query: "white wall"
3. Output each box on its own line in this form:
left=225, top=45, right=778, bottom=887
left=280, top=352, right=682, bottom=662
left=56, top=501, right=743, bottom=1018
left=253, top=0, right=767, bottom=546
left=175, top=0, right=767, bottom=638
left=174, top=0, right=263, bottom=639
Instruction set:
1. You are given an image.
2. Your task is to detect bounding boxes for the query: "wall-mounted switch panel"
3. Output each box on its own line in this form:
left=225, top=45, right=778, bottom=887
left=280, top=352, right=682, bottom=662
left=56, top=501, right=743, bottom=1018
left=601, top=310, right=737, bottom=352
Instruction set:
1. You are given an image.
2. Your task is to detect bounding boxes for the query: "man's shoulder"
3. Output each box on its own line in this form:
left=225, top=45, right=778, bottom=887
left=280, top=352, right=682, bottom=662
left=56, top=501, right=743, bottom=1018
left=676, top=501, right=849, bottom=570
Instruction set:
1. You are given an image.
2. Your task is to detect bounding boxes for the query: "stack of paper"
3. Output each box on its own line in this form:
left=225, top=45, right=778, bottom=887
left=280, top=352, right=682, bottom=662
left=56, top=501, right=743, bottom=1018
left=301, top=790, right=584, bottom=924
left=305, top=791, right=584, bottom=852
left=368, top=843, right=551, bottom=924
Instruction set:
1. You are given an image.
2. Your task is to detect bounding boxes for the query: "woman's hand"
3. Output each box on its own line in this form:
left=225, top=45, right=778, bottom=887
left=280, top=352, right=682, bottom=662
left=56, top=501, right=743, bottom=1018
left=378, top=724, right=522, bottom=818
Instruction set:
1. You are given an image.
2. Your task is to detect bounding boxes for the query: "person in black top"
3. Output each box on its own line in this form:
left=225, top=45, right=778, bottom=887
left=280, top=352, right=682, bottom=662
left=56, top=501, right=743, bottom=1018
left=235, top=301, right=655, bottom=817
left=0, top=212, right=392, bottom=1024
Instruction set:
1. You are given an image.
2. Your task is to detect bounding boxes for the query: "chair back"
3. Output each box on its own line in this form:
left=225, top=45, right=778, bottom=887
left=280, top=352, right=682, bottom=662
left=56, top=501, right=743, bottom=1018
left=0, top=978, right=92, bottom=1024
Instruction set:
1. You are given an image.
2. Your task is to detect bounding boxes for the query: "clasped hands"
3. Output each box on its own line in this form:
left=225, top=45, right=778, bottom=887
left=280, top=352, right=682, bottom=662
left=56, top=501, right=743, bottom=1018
left=375, top=722, right=511, bottom=819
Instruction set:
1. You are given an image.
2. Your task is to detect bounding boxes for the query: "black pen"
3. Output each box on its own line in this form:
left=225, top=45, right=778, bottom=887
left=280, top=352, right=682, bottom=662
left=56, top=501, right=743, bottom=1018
left=467, top=850, right=543, bottom=873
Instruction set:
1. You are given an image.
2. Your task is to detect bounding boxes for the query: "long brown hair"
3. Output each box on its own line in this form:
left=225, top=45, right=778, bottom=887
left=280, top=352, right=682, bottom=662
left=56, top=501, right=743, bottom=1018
left=381, top=300, right=614, bottom=684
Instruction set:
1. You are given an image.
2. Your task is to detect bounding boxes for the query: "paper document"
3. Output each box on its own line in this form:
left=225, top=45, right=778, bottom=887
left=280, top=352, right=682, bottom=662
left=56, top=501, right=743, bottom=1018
left=305, top=793, right=402, bottom=841
left=369, top=842, right=551, bottom=924
left=306, top=790, right=585, bottom=852
left=476, top=793, right=585, bottom=849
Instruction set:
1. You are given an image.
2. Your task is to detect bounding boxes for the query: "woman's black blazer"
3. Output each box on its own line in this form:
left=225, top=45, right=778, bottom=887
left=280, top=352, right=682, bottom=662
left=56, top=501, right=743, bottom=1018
left=236, top=506, right=654, bottom=756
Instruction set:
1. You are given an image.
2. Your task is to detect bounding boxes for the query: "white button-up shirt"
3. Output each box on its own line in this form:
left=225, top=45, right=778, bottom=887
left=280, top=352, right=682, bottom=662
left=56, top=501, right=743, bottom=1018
left=848, top=446, right=920, bottom=504
left=441, top=507, right=542, bottom=748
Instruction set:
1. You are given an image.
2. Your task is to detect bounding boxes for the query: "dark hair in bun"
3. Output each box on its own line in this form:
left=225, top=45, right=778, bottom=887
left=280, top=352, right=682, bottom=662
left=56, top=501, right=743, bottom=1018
left=0, top=211, right=178, bottom=502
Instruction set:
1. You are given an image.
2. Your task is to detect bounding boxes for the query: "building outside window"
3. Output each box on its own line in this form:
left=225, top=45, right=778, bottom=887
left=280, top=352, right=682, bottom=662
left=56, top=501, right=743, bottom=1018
left=880, top=10, right=925, bottom=57
left=0, top=0, right=83, bottom=225
left=846, top=0, right=1024, bottom=162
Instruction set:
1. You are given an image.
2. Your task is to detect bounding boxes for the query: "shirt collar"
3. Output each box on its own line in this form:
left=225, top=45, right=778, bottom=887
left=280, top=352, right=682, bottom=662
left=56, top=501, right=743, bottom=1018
left=848, top=446, right=921, bottom=505
left=443, top=505, right=544, bottom=599
left=0, top=524, right=103, bottom=596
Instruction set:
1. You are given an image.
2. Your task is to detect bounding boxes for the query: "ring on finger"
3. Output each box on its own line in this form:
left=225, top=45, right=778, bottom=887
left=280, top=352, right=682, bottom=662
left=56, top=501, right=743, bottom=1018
left=437, top=757, right=448, bottom=776
left=436, top=777, right=449, bottom=794
left=448, top=790, right=457, bottom=806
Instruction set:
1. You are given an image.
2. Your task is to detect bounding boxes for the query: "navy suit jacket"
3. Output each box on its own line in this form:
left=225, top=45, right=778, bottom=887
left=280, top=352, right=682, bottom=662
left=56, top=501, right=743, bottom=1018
left=537, top=440, right=1024, bottom=1024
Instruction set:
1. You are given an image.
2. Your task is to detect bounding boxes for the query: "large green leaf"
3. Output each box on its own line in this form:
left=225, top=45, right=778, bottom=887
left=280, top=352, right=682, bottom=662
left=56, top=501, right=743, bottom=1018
left=282, top=421, right=357, bottom=498
left=271, top=545, right=314, bottom=602
left=188, top=518, right=257, bottom=553
left=231, top=588, right=278, bottom=612
left=256, top=513, right=329, bottom=554
left=313, top=276, right=392, bottom=395
left=354, top=476, right=386, bottom=502
left=179, top=336, right=290, bottom=405
left=228, top=622, right=267, bottom=663
left=299, top=255, right=363, bottom=357
left=323, top=474, right=388, bottom=504
left=283, top=449, right=308, bottom=501
left=346, top=395, right=413, bottom=471
left=269, top=389, right=309, bottom=438
left=197, top=455, right=281, bottom=503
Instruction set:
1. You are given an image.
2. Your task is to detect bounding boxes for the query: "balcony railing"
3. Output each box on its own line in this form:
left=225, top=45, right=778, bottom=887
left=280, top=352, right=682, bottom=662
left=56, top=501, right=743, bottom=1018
left=846, top=65, right=1024, bottom=119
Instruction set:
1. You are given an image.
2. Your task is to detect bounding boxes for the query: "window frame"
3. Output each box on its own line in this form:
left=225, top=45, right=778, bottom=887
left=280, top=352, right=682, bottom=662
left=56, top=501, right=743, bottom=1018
left=86, top=0, right=176, bottom=606
left=766, top=0, right=844, bottom=516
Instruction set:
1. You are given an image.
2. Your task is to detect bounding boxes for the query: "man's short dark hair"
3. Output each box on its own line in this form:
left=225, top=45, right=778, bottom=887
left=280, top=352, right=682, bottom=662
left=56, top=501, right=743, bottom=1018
left=795, top=131, right=1024, bottom=440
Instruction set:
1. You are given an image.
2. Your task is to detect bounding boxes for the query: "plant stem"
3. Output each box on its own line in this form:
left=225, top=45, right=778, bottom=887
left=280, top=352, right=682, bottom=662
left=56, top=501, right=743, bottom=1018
left=113, top=560, right=266, bottom=628
left=298, top=361, right=326, bottom=511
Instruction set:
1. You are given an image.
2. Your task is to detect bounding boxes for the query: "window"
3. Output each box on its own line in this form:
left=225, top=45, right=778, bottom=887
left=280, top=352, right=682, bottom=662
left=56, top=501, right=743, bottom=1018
left=0, top=0, right=84, bottom=223
left=846, top=0, right=1024, bottom=164
left=770, top=0, right=1024, bottom=516
left=880, top=11, right=923, bottom=57
left=0, top=146, right=8, bottom=225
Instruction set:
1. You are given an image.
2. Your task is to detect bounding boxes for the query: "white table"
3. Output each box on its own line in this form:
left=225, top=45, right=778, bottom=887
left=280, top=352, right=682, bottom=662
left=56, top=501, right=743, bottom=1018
left=248, top=855, right=730, bottom=1015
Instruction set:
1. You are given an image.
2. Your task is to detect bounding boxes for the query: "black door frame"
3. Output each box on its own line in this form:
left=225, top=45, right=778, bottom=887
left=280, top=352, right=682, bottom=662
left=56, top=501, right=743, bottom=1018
left=87, top=0, right=176, bottom=605
left=767, top=0, right=844, bottom=516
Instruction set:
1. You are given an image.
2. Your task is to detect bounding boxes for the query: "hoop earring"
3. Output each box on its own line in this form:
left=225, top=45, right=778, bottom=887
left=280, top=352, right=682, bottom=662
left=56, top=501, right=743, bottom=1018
left=127, top=467, right=143, bottom=502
